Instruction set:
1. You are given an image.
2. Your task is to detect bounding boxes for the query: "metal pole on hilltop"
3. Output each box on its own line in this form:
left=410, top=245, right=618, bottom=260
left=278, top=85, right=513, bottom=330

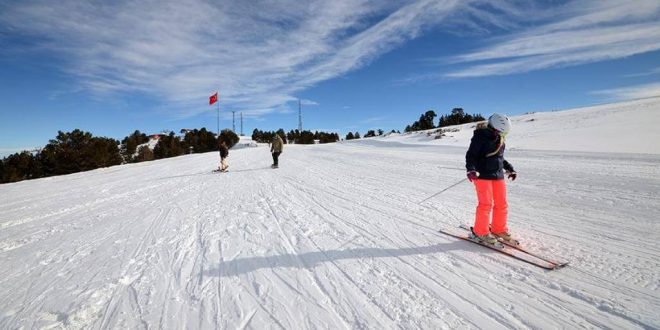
left=240, top=112, right=244, bottom=136
left=232, top=111, right=236, bottom=133
left=298, top=99, right=302, bottom=131
left=216, top=93, right=220, bottom=137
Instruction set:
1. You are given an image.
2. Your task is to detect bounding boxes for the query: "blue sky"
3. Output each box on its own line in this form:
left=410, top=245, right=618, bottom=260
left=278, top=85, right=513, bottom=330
left=1, top=0, right=659, bottom=156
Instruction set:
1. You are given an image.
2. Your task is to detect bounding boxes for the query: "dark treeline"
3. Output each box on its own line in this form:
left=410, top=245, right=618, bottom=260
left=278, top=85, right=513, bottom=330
left=438, top=108, right=485, bottom=127
left=0, top=128, right=240, bottom=184
left=405, top=108, right=485, bottom=132
left=345, top=131, right=361, bottom=140
left=2, top=107, right=484, bottom=184
left=252, top=129, right=340, bottom=144
left=251, top=128, right=286, bottom=143
left=346, top=129, right=400, bottom=140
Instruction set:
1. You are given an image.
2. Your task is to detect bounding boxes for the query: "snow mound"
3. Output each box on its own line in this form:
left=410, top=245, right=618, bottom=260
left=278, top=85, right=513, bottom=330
left=357, top=97, right=660, bottom=154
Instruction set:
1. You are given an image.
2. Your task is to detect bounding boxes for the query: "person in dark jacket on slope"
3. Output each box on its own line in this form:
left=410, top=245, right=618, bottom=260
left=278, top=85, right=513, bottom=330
left=465, top=113, right=517, bottom=244
left=270, top=134, right=284, bottom=168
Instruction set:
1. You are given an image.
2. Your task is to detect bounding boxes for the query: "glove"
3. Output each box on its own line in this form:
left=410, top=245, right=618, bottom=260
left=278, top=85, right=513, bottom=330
left=506, top=171, right=517, bottom=181
left=467, top=171, right=479, bottom=182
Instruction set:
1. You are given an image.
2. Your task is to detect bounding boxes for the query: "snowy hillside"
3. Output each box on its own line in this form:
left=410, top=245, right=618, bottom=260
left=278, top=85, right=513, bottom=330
left=371, top=97, right=660, bottom=154
left=1, top=99, right=659, bottom=329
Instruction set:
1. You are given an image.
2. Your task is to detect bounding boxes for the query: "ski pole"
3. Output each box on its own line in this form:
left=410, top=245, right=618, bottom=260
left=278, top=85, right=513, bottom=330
left=417, top=178, right=468, bottom=204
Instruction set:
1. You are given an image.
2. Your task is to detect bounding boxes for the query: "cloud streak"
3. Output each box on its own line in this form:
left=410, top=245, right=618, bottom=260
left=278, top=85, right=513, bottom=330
left=5, top=0, right=657, bottom=116
left=592, top=82, right=660, bottom=101
left=0, top=0, right=468, bottom=119
left=445, top=0, right=660, bottom=78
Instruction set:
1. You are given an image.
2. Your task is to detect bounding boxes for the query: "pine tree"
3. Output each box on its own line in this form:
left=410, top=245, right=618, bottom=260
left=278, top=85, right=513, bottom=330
left=438, top=108, right=486, bottom=127
left=0, top=151, right=39, bottom=183
left=276, top=129, right=287, bottom=144
left=219, top=129, right=240, bottom=148
left=154, top=132, right=185, bottom=159
left=136, top=145, right=154, bottom=162
left=121, top=130, right=149, bottom=163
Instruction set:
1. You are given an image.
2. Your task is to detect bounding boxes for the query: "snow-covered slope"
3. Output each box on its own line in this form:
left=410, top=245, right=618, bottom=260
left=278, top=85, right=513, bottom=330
left=1, top=100, right=659, bottom=329
left=371, top=96, right=660, bottom=154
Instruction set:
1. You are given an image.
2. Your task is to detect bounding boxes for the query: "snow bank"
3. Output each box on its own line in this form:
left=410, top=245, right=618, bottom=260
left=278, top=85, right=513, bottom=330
left=361, top=97, right=660, bottom=154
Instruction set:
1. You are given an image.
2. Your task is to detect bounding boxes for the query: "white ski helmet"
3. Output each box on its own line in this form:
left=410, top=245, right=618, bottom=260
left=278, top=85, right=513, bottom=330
left=488, top=113, right=512, bottom=135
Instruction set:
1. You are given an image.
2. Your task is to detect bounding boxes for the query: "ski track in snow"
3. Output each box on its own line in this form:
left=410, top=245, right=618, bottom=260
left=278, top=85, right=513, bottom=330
left=0, top=140, right=659, bottom=329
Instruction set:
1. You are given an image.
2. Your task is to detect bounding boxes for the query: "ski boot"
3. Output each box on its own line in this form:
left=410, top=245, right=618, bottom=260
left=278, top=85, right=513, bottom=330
left=492, top=231, right=519, bottom=246
left=469, top=227, right=501, bottom=246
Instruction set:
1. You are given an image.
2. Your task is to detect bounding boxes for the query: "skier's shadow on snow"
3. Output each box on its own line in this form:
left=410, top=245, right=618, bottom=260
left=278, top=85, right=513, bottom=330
left=204, top=240, right=471, bottom=277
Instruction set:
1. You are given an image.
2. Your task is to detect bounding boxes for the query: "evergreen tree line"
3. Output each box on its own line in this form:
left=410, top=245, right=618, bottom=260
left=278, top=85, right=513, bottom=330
left=251, top=129, right=286, bottom=143
left=252, top=129, right=340, bottom=144
left=345, top=129, right=400, bottom=140
left=405, top=108, right=485, bottom=132
left=2, top=107, right=483, bottom=184
left=287, top=130, right=340, bottom=144
left=438, top=108, right=485, bottom=127
left=0, top=128, right=239, bottom=184
left=345, top=131, right=361, bottom=140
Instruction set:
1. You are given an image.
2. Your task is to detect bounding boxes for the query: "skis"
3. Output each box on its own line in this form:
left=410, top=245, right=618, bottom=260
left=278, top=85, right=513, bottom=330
left=458, top=225, right=569, bottom=268
left=438, top=227, right=566, bottom=270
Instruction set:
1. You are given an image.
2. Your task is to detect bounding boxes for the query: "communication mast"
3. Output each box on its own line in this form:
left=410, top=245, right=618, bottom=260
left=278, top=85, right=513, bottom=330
left=298, top=99, right=303, bottom=131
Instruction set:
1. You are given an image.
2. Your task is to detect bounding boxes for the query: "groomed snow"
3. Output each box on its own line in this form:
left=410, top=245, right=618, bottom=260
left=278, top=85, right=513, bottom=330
left=376, top=96, right=660, bottom=155
left=1, top=98, right=659, bottom=329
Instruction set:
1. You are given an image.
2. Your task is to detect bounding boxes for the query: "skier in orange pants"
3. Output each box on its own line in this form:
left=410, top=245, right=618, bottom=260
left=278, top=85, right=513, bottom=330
left=465, top=113, right=517, bottom=244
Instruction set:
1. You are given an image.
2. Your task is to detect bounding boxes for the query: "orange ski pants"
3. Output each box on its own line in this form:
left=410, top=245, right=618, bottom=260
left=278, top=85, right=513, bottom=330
left=472, top=179, right=508, bottom=236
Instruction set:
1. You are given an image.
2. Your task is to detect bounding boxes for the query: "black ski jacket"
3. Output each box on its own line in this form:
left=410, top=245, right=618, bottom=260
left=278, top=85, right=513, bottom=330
left=219, top=144, right=229, bottom=158
left=465, top=128, right=514, bottom=180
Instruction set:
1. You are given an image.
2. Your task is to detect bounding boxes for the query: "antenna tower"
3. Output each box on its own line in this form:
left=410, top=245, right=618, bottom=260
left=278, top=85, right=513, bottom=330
left=298, top=99, right=303, bottom=131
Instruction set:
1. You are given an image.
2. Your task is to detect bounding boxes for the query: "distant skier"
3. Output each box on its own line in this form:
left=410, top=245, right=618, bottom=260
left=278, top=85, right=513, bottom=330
left=270, top=134, right=284, bottom=168
left=465, top=113, right=517, bottom=244
left=218, top=140, right=229, bottom=172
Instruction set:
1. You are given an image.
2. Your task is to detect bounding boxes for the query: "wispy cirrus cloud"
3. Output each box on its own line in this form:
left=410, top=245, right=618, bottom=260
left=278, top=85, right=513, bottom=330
left=445, top=0, right=660, bottom=78
left=299, top=99, right=320, bottom=106
left=592, top=82, right=660, bottom=101
left=0, top=0, right=479, bottom=119
left=625, top=67, right=660, bottom=78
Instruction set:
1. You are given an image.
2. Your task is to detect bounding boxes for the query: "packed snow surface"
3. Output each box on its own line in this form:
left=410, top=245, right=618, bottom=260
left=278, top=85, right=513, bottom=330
left=1, top=99, right=659, bottom=329
left=379, top=97, right=660, bottom=154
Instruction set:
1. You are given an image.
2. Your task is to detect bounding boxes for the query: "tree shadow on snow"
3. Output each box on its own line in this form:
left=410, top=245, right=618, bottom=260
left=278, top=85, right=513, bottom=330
left=203, top=240, right=475, bottom=277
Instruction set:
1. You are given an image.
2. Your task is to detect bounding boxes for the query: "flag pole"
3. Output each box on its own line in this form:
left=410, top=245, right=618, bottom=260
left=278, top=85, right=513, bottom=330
left=216, top=91, right=220, bottom=137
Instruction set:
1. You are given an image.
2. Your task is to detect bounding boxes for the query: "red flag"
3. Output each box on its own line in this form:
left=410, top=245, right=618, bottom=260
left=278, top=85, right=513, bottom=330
left=209, top=92, right=218, bottom=105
